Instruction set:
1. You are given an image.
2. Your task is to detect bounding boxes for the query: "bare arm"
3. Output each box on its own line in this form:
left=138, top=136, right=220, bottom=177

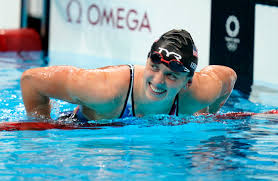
left=21, top=66, right=76, bottom=119
left=20, top=65, right=129, bottom=119
left=179, top=65, right=237, bottom=115
left=196, top=65, right=237, bottom=114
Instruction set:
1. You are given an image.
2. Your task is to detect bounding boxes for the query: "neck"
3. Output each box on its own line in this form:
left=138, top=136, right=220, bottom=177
left=133, top=75, right=176, bottom=116
left=136, top=98, right=176, bottom=116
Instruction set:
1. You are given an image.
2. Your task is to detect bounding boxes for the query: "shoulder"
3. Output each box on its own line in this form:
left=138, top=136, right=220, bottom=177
left=199, top=65, right=237, bottom=83
left=178, top=65, right=237, bottom=114
left=185, top=65, right=236, bottom=101
left=198, top=65, right=237, bottom=100
left=68, top=65, right=132, bottom=105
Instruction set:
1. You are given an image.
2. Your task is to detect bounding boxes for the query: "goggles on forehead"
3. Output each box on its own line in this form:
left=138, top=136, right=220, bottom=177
left=149, top=50, right=190, bottom=73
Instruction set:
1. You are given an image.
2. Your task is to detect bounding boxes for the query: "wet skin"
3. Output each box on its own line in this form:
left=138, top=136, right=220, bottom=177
left=20, top=60, right=237, bottom=120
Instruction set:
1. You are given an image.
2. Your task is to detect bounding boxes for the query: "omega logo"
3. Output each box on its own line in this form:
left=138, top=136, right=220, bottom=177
left=225, top=15, right=240, bottom=52
left=66, top=0, right=151, bottom=32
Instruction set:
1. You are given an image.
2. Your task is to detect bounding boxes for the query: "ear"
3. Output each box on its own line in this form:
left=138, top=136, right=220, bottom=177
left=186, top=79, right=192, bottom=88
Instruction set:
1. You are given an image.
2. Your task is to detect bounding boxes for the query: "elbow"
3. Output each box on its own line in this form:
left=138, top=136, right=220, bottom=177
left=20, top=68, right=37, bottom=92
left=21, top=69, right=34, bottom=82
left=229, top=67, right=237, bottom=83
left=228, top=67, right=237, bottom=89
left=216, top=65, right=237, bottom=90
left=21, top=68, right=41, bottom=85
left=21, top=70, right=31, bottom=87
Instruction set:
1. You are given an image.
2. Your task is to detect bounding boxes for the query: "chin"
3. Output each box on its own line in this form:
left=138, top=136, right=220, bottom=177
left=146, top=82, right=167, bottom=101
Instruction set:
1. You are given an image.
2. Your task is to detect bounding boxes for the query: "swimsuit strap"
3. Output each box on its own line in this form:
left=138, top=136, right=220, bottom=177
left=119, top=64, right=135, bottom=118
left=169, top=95, right=179, bottom=116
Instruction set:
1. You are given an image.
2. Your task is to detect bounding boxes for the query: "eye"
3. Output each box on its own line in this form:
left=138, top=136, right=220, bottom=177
left=151, top=64, right=159, bottom=72
left=167, top=73, right=178, bottom=81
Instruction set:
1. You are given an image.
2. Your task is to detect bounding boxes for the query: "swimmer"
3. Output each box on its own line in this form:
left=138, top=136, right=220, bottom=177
left=20, top=29, right=237, bottom=122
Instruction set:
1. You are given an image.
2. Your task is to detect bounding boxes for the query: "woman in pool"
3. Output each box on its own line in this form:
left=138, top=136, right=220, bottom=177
left=20, top=29, right=237, bottom=121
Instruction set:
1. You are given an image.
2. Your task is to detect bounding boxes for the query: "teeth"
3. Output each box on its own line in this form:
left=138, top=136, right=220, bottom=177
left=150, top=84, right=165, bottom=93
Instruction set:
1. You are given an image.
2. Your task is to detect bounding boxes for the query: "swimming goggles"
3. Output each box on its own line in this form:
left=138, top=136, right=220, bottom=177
left=149, top=51, right=190, bottom=73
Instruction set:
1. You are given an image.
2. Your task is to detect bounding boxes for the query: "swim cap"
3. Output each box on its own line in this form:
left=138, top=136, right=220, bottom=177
left=149, top=29, right=198, bottom=76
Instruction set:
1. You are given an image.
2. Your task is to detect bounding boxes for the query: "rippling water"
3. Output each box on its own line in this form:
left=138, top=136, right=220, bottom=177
left=0, top=58, right=278, bottom=181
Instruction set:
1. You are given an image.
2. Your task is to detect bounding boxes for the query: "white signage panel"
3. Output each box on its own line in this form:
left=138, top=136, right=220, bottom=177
left=49, top=0, right=211, bottom=70
left=254, top=4, right=278, bottom=86
left=0, top=0, right=21, bottom=29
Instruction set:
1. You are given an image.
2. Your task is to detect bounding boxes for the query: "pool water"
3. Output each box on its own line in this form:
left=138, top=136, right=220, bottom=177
left=0, top=58, right=278, bottom=181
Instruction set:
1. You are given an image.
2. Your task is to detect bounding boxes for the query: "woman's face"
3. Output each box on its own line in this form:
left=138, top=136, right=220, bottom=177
left=143, top=58, right=191, bottom=102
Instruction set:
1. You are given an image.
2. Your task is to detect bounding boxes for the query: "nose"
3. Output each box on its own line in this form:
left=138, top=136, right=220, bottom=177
left=152, top=71, right=165, bottom=85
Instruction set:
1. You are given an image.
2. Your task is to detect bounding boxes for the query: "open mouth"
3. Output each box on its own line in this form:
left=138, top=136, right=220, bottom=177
left=149, top=82, right=166, bottom=95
